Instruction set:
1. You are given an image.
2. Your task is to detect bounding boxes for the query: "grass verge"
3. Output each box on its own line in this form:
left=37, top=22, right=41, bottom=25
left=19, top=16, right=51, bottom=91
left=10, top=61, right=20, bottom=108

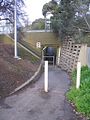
left=67, top=66, right=90, bottom=118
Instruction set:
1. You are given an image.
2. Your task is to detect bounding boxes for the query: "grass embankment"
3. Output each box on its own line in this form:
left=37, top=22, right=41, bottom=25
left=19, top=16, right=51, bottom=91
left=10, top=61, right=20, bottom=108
left=0, top=34, right=13, bottom=45
left=0, top=34, right=40, bottom=63
left=67, top=66, right=90, bottom=118
left=18, top=47, right=39, bottom=64
left=19, top=39, right=41, bottom=58
left=0, top=35, right=40, bottom=97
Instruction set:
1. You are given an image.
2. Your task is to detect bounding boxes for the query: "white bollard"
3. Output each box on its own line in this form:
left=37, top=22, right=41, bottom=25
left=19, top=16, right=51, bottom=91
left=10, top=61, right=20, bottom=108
left=57, top=47, right=61, bottom=65
left=76, top=61, right=81, bottom=89
left=44, top=61, right=48, bottom=92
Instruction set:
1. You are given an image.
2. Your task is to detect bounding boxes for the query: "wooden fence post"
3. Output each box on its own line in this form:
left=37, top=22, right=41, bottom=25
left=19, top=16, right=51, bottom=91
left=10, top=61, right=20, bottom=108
left=76, top=61, right=81, bottom=89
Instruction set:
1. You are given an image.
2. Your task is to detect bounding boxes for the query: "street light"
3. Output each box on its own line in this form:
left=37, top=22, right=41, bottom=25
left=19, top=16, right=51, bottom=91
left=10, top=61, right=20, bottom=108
left=14, top=0, right=18, bottom=58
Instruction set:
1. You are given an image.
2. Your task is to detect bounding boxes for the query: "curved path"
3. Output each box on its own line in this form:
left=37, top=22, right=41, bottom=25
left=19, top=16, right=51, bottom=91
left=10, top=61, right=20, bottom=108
left=0, top=66, right=83, bottom=120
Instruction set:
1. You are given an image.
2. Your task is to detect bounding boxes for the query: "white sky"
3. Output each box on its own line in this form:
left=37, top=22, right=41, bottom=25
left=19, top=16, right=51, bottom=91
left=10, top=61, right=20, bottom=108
left=25, top=0, right=50, bottom=22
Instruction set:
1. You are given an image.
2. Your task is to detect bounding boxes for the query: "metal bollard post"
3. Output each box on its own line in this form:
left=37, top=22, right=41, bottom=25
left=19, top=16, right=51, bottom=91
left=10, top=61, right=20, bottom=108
left=44, top=61, right=48, bottom=92
left=76, top=61, right=81, bottom=89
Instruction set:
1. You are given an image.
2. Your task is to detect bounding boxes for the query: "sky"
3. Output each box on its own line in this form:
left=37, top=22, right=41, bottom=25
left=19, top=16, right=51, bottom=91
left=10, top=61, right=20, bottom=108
left=25, top=0, right=50, bottom=23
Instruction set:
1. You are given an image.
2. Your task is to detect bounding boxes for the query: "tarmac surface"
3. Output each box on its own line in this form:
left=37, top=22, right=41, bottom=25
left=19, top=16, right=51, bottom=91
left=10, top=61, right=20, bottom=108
left=0, top=66, right=84, bottom=120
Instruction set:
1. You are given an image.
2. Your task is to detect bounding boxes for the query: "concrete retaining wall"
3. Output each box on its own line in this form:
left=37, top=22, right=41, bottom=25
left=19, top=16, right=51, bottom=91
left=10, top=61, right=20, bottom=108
left=22, top=32, right=60, bottom=47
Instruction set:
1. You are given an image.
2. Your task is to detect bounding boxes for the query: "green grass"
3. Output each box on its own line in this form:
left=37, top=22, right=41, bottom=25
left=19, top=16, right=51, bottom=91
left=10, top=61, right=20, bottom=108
left=18, top=46, right=40, bottom=63
left=0, top=34, right=13, bottom=44
left=19, top=39, right=41, bottom=57
left=67, top=66, right=90, bottom=118
left=0, top=34, right=40, bottom=64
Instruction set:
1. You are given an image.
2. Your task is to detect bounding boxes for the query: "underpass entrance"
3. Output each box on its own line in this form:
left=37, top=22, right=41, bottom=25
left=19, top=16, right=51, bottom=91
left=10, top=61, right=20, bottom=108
left=43, top=47, right=57, bottom=66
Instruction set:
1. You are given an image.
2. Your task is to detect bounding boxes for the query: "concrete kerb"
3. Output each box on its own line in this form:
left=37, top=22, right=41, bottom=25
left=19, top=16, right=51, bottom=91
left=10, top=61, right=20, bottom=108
left=10, top=62, right=43, bottom=95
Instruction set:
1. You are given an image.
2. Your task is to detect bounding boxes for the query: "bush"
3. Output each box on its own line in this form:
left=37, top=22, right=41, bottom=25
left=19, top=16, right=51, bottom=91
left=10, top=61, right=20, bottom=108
left=67, top=66, right=90, bottom=117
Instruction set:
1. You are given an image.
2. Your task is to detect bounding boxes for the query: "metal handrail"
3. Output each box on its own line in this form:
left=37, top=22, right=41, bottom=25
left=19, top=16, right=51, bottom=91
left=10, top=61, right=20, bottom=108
left=43, top=55, right=55, bottom=66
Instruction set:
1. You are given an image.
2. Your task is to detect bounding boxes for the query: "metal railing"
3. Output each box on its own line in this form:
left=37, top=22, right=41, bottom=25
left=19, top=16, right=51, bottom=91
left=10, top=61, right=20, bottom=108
left=43, top=56, right=55, bottom=66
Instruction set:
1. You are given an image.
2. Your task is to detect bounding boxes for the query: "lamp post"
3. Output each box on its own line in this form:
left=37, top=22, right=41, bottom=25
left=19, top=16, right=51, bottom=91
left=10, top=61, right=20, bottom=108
left=44, top=16, right=47, bottom=32
left=14, top=0, right=18, bottom=58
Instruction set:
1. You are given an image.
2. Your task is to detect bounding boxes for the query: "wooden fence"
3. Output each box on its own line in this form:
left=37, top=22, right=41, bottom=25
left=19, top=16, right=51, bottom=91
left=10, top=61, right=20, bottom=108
left=87, top=47, right=90, bottom=68
left=59, top=36, right=84, bottom=72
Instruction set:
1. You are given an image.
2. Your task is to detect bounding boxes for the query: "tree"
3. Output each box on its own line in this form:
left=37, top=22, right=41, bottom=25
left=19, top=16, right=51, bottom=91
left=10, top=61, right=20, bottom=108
left=31, top=18, right=45, bottom=30
left=42, top=0, right=58, bottom=17
left=51, top=0, right=77, bottom=38
left=73, top=0, right=90, bottom=30
left=70, top=0, right=90, bottom=42
left=42, top=0, right=76, bottom=36
left=0, top=0, right=26, bottom=26
left=42, top=0, right=90, bottom=42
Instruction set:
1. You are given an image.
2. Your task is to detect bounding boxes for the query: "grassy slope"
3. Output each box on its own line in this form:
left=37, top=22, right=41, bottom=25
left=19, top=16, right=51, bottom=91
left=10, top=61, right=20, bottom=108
left=0, top=35, right=40, bottom=63
left=67, top=66, right=90, bottom=118
left=0, top=34, right=13, bottom=45
left=0, top=35, right=40, bottom=97
left=19, top=39, right=41, bottom=58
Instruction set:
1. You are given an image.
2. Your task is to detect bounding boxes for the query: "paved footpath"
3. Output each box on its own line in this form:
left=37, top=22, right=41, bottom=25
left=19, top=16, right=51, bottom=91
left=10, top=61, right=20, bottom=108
left=0, top=66, right=83, bottom=120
